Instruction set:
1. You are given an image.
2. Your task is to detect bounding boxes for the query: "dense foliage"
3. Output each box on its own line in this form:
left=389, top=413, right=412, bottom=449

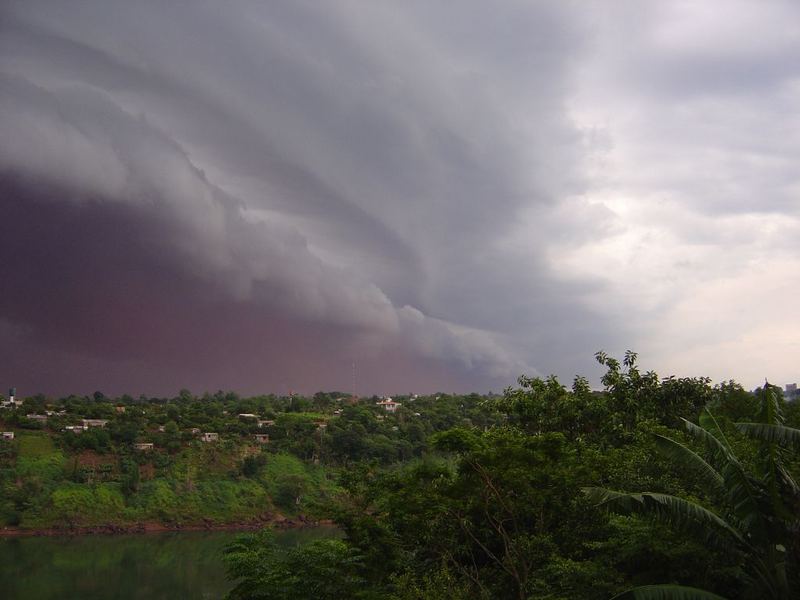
left=3, top=352, right=798, bottom=598
left=221, top=352, right=800, bottom=599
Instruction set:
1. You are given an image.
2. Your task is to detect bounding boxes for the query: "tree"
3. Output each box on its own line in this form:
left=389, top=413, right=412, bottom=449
left=224, top=531, right=365, bottom=600
left=595, top=351, right=712, bottom=432
left=586, top=384, right=799, bottom=599
left=120, top=457, right=140, bottom=496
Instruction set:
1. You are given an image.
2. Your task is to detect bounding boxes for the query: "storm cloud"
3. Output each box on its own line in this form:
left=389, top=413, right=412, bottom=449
left=1, top=1, right=798, bottom=395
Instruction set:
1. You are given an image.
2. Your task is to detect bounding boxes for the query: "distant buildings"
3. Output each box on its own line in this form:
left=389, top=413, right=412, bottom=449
left=253, top=434, right=270, bottom=444
left=201, top=432, right=219, bottom=442
left=1, top=432, right=14, bottom=440
left=785, top=383, right=798, bottom=402
left=64, top=419, right=109, bottom=433
left=1, top=387, right=18, bottom=408
left=134, top=442, right=154, bottom=451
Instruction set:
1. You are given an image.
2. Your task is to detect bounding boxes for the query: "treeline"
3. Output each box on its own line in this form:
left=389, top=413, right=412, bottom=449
left=224, top=352, right=800, bottom=599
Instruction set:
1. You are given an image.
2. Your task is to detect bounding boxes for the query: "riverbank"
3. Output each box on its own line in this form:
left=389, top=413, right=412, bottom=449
left=0, top=515, right=336, bottom=537
left=0, top=526, right=342, bottom=600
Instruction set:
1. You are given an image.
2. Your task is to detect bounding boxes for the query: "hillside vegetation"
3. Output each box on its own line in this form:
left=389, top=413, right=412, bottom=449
left=0, top=388, right=491, bottom=530
left=3, top=353, right=799, bottom=599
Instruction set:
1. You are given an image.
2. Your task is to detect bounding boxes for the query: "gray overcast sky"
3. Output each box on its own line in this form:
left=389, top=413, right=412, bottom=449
left=1, top=1, right=798, bottom=396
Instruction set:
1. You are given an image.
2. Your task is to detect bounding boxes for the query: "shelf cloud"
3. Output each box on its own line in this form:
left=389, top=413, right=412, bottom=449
left=1, top=1, right=798, bottom=395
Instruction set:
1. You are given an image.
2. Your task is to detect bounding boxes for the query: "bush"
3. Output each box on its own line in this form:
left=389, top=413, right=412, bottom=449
left=225, top=531, right=364, bottom=600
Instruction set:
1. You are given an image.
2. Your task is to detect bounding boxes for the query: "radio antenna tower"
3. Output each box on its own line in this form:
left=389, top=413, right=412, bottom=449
left=352, top=361, right=357, bottom=398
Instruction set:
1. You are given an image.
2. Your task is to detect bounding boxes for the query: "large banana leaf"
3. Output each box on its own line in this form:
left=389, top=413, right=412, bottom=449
left=682, top=418, right=766, bottom=536
left=610, top=584, right=730, bottom=599
left=681, top=418, right=735, bottom=468
left=652, top=434, right=725, bottom=495
left=756, top=384, right=784, bottom=426
left=583, top=488, right=744, bottom=548
left=734, top=423, right=800, bottom=447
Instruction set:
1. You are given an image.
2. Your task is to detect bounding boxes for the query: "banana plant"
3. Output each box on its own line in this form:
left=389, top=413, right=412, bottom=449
left=585, top=384, right=799, bottom=599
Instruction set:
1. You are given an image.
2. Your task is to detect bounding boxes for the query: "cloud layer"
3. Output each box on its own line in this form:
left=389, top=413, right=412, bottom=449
left=1, top=1, right=798, bottom=395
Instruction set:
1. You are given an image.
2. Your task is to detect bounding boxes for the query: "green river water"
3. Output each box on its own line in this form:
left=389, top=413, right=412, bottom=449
left=0, top=527, right=339, bottom=599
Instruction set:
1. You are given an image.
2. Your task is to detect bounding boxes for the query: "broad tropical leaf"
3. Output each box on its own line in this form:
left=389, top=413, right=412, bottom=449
left=610, top=584, right=730, bottom=599
left=756, top=384, right=784, bottom=426
left=734, top=423, right=800, bottom=447
left=681, top=418, right=735, bottom=468
left=682, top=418, right=766, bottom=535
left=652, top=434, right=725, bottom=496
left=583, top=488, right=744, bottom=548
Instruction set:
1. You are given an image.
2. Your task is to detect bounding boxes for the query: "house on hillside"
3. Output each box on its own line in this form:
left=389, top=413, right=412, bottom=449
left=82, top=419, right=109, bottom=428
left=65, top=425, right=85, bottom=434
left=238, top=413, right=258, bottom=420
left=134, top=442, right=154, bottom=451
left=257, top=419, right=275, bottom=428
left=26, top=414, right=48, bottom=423
left=2, top=388, right=19, bottom=409
left=253, top=434, right=270, bottom=444
left=376, top=397, right=401, bottom=413
left=201, top=432, right=219, bottom=442
left=1, top=432, right=14, bottom=440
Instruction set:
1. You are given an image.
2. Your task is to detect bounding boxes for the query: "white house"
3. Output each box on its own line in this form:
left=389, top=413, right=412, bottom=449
left=1, top=432, right=14, bottom=440
left=376, top=397, right=401, bottom=413
left=2, top=388, right=18, bottom=408
left=201, top=432, right=219, bottom=442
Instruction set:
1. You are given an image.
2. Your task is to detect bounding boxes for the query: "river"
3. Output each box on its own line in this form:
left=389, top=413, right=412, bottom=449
left=0, top=527, right=340, bottom=599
